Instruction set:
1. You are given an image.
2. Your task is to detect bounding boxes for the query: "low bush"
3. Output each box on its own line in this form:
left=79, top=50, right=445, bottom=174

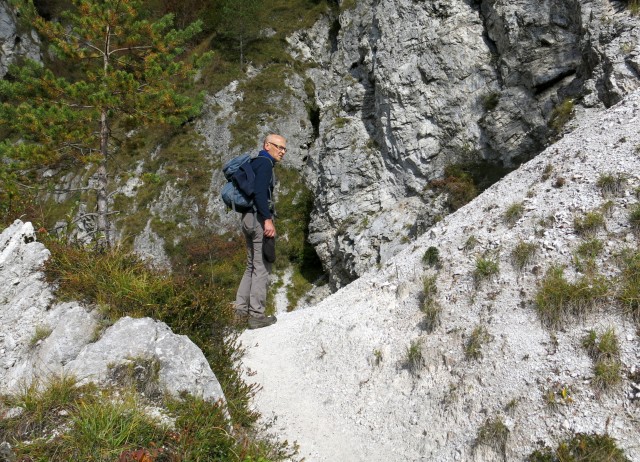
left=629, top=204, right=640, bottom=235
left=534, top=266, right=609, bottom=329
left=422, top=246, right=441, bottom=267
left=548, top=98, right=574, bottom=133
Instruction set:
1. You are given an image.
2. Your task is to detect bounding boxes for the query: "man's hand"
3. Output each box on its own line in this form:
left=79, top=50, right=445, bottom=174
left=264, top=218, right=276, bottom=238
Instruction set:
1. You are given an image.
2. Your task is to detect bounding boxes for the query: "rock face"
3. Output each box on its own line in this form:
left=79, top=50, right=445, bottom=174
left=0, top=220, right=224, bottom=403
left=240, top=90, right=640, bottom=461
left=287, top=0, right=640, bottom=287
left=0, top=0, right=41, bottom=77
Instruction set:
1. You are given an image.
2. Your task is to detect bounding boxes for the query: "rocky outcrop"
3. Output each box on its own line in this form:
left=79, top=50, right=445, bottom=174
left=240, top=89, right=640, bottom=461
left=287, top=0, right=640, bottom=288
left=0, top=220, right=224, bottom=402
left=0, top=0, right=41, bottom=77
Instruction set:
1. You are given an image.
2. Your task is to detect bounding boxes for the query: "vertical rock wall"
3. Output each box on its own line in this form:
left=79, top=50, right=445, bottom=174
left=288, top=0, right=640, bottom=287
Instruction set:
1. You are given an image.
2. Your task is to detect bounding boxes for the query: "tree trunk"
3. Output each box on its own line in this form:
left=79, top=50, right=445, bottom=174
left=96, top=108, right=110, bottom=249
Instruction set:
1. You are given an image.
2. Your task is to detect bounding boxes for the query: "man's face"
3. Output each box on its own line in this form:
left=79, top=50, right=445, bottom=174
left=265, top=136, right=287, bottom=162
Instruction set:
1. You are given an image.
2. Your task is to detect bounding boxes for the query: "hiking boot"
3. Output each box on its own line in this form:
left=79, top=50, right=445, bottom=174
left=248, top=315, right=277, bottom=329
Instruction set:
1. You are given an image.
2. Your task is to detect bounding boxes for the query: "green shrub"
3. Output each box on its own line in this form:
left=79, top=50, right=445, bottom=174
left=541, top=164, right=553, bottom=181
left=629, top=204, right=640, bottom=235
left=465, top=325, right=491, bottom=360
left=422, top=246, right=441, bottom=267
left=548, top=98, right=574, bottom=132
left=527, top=432, right=630, bottom=461
left=573, top=211, right=605, bottom=237
left=511, top=241, right=537, bottom=271
left=596, top=173, right=626, bottom=197
left=482, top=92, right=500, bottom=111
left=503, top=202, right=525, bottom=226
left=464, top=235, right=479, bottom=252
left=534, top=266, right=609, bottom=329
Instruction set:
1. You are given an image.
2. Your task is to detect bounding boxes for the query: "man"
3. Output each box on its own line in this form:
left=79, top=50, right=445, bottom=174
left=234, top=134, right=286, bottom=329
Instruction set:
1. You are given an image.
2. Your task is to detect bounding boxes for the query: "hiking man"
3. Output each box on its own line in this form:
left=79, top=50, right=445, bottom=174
left=234, top=133, right=286, bottom=329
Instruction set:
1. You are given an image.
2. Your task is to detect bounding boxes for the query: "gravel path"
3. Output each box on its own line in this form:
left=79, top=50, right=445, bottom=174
left=240, top=91, right=640, bottom=461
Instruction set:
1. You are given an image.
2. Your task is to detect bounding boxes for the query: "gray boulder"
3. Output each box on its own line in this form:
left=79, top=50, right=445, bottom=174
left=0, top=220, right=225, bottom=403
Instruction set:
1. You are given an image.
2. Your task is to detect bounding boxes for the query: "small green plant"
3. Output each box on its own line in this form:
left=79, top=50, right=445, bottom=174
left=576, top=238, right=604, bottom=259
left=544, top=384, right=573, bottom=410
left=464, top=325, right=491, bottom=360
left=473, top=256, right=499, bottom=285
left=573, top=211, right=605, bottom=237
left=596, top=173, right=626, bottom=197
left=629, top=204, right=640, bottom=235
left=464, top=235, right=479, bottom=252
left=583, top=327, right=622, bottom=392
left=373, top=349, right=383, bottom=366
left=630, top=0, right=640, bottom=16
left=541, top=164, right=553, bottom=181
left=404, top=340, right=424, bottom=375
left=482, top=92, right=500, bottom=111
left=617, top=249, right=640, bottom=320
left=30, top=325, right=53, bottom=347
left=527, top=432, right=630, bottom=461
left=511, top=240, right=537, bottom=271
left=548, top=98, right=574, bottom=132
left=503, top=201, right=525, bottom=226
left=534, top=266, right=609, bottom=328
left=476, top=417, right=509, bottom=453
left=422, top=246, right=440, bottom=267
left=421, top=275, right=442, bottom=333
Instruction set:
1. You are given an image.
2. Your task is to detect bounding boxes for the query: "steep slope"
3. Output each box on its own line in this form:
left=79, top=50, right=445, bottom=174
left=239, top=90, right=640, bottom=461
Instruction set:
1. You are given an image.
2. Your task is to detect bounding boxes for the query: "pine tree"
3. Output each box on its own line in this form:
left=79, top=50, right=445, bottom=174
left=0, top=0, right=209, bottom=247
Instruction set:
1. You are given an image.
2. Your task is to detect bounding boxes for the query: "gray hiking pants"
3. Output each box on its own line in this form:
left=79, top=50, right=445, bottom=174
left=235, top=212, right=272, bottom=317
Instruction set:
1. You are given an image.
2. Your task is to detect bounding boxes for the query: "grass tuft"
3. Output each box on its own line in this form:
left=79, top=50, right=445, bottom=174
left=476, top=417, right=509, bottom=453
left=30, top=325, right=53, bottom=347
left=576, top=238, right=604, bottom=260
left=527, top=432, right=630, bottom=461
left=596, top=173, right=626, bottom=197
left=473, top=256, right=500, bottom=285
left=573, top=211, right=605, bottom=237
left=534, top=266, right=610, bottom=329
left=511, top=240, right=537, bottom=271
left=503, top=202, right=525, bottom=226
left=465, top=325, right=491, bottom=360
left=420, top=275, right=442, bottom=333
left=404, top=340, right=424, bottom=376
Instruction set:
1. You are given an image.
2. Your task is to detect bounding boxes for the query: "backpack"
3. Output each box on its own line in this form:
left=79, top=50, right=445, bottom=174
left=221, top=152, right=274, bottom=213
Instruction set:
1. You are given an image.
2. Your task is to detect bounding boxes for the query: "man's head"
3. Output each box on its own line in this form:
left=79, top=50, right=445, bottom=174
left=263, top=134, right=287, bottom=162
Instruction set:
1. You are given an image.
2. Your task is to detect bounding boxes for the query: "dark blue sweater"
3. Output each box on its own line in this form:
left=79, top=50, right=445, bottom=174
left=251, top=150, right=275, bottom=219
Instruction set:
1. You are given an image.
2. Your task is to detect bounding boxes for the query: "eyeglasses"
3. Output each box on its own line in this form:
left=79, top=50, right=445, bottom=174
left=268, top=141, right=287, bottom=152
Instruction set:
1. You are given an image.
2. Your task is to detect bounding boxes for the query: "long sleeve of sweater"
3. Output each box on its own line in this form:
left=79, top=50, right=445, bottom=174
left=251, top=156, right=273, bottom=219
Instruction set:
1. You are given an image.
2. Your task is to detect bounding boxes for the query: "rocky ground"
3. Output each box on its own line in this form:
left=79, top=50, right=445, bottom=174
left=240, top=90, right=640, bottom=461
